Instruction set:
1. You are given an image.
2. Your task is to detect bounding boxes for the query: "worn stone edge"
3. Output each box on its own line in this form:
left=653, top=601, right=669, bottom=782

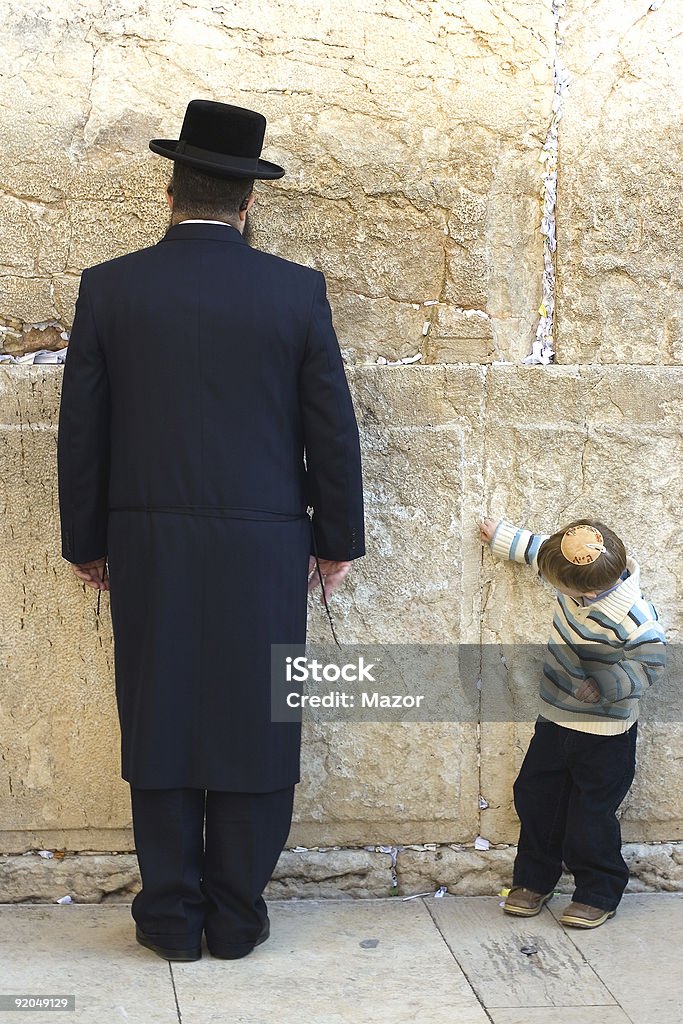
left=1, top=842, right=681, bottom=903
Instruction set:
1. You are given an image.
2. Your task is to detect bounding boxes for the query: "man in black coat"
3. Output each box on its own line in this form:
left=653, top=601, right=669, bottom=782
left=57, top=100, right=365, bottom=962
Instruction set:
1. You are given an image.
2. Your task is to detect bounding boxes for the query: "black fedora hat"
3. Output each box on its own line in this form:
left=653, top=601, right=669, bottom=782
left=149, top=99, right=285, bottom=180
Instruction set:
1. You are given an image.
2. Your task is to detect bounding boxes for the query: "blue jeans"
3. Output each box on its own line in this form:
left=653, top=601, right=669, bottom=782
left=512, top=718, right=637, bottom=911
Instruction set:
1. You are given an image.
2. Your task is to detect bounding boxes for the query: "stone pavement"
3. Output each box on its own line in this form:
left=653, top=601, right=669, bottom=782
left=0, top=894, right=680, bottom=1024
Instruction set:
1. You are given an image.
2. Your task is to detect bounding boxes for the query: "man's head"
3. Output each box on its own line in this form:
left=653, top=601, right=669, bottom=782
left=150, top=99, right=284, bottom=237
left=166, top=163, right=255, bottom=233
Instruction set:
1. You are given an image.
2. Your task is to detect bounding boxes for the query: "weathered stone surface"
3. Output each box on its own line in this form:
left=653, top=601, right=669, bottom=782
left=399, top=842, right=683, bottom=898
left=268, top=848, right=394, bottom=899
left=398, top=846, right=516, bottom=897
left=547, top=895, right=683, bottom=1024
left=0, top=830, right=136, bottom=856
left=556, top=1, right=683, bottom=363
left=0, top=853, right=140, bottom=903
left=0, top=906, right=184, bottom=1023
left=0, top=0, right=553, bottom=363
left=0, top=369, right=132, bottom=838
left=316, top=365, right=486, bottom=647
left=478, top=722, right=531, bottom=845
left=3, top=842, right=680, bottom=903
left=0, top=277, right=58, bottom=330
left=427, top=307, right=495, bottom=364
left=2, top=325, right=67, bottom=357
left=291, top=722, right=480, bottom=848
left=480, top=366, right=682, bottom=651
left=624, top=842, right=683, bottom=893
left=0, top=848, right=395, bottom=902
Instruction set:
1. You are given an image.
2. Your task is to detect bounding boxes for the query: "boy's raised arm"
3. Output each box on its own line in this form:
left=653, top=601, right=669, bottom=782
left=485, top=518, right=550, bottom=573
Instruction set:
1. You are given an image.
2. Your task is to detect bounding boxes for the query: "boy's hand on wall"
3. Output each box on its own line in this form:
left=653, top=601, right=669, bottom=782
left=575, top=677, right=601, bottom=703
left=479, top=517, right=500, bottom=544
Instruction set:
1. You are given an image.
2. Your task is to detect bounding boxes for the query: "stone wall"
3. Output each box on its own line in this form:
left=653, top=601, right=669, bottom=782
left=0, top=0, right=681, bottom=898
left=556, top=0, right=683, bottom=363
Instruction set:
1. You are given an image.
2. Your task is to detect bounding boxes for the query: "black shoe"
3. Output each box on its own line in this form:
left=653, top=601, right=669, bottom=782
left=135, top=924, right=202, bottom=962
left=208, top=918, right=270, bottom=960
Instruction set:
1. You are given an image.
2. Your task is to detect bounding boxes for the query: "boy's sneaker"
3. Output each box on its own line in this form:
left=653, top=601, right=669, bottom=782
left=559, top=902, right=616, bottom=928
left=503, top=887, right=554, bottom=917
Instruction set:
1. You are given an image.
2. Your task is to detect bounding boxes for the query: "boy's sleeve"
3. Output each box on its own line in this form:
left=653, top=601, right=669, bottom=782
left=489, top=520, right=550, bottom=573
left=590, top=621, right=667, bottom=703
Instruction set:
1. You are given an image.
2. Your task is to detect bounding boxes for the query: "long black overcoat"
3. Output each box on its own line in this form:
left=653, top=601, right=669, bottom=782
left=57, top=221, right=365, bottom=791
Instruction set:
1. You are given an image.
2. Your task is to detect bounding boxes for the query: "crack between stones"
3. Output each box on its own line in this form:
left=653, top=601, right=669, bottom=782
left=69, top=29, right=100, bottom=159
left=168, top=963, right=183, bottom=1023
left=525, top=0, right=569, bottom=366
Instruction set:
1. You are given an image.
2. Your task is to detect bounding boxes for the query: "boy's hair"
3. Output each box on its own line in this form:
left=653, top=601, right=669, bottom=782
left=537, top=517, right=627, bottom=593
left=169, top=164, right=254, bottom=220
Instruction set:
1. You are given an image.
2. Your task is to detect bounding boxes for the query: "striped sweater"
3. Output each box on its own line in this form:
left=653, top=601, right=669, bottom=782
left=489, top=520, right=667, bottom=735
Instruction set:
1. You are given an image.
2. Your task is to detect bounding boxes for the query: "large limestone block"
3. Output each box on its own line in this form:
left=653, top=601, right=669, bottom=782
left=268, top=848, right=395, bottom=899
left=397, top=846, right=515, bottom=897
left=0, top=830, right=135, bottom=856
left=0, top=368, right=131, bottom=840
left=307, top=365, right=486, bottom=646
left=291, top=722, right=480, bottom=847
left=557, top=1, right=683, bottom=363
left=0, top=853, right=139, bottom=904
left=0, top=0, right=553, bottom=361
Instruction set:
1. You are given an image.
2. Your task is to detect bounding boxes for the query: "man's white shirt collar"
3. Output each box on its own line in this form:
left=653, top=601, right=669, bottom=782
left=178, top=219, right=236, bottom=226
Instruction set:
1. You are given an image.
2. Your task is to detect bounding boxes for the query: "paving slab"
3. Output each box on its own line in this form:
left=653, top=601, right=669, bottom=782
left=0, top=905, right=177, bottom=1024
left=171, top=898, right=490, bottom=1024
left=550, top=893, right=683, bottom=1024
left=488, top=1010, right=632, bottom=1024
left=427, top=894, right=615, bottom=1009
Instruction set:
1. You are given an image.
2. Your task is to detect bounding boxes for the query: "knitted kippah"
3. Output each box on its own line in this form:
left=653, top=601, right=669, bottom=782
left=560, top=525, right=607, bottom=564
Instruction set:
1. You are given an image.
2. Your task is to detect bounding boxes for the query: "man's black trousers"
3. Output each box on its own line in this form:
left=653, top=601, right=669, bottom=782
left=512, top=718, right=637, bottom=912
left=129, top=785, right=295, bottom=956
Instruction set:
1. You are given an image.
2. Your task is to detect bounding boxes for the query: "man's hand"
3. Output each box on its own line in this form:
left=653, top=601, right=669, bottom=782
left=479, top=517, right=500, bottom=544
left=69, top=556, right=109, bottom=591
left=576, top=677, right=601, bottom=703
left=308, top=556, right=352, bottom=599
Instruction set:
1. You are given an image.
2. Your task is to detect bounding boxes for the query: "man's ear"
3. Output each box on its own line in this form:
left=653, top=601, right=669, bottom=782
left=165, top=183, right=174, bottom=210
left=239, top=192, right=256, bottom=223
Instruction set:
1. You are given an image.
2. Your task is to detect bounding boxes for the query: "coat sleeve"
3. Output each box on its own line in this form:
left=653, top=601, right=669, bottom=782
left=489, top=519, right=550, bottom=573
left=299, top=272, right=365, bottom=562
left=57, top=270, right=111, bottom=564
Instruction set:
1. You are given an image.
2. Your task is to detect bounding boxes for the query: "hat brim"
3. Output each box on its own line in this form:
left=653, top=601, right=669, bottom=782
left=149, top=140, right=285, bottom=180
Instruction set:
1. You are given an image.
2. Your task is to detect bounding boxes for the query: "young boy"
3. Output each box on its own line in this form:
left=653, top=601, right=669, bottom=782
left=479, top=516, right=667, bottom=928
